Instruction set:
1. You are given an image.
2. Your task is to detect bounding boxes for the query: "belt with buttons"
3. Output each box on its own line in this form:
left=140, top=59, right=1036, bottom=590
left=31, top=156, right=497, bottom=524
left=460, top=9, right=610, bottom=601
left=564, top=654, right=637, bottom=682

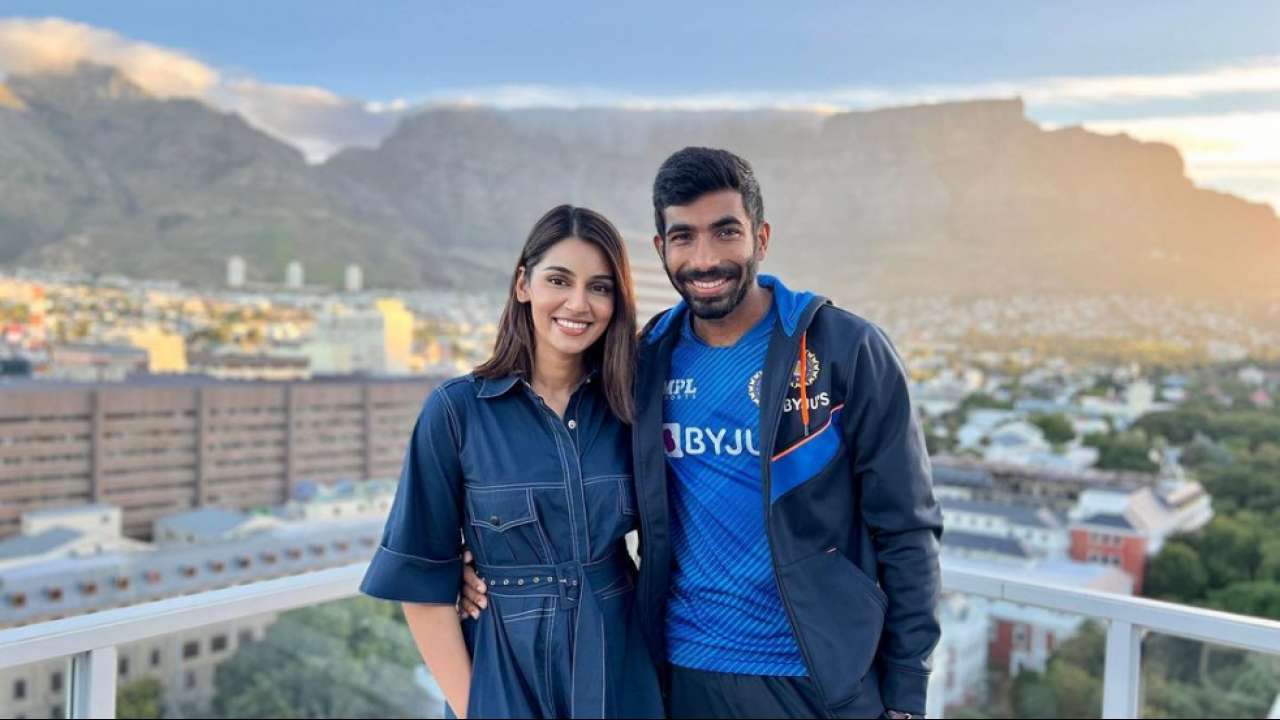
left=475, top=550, right=633, bottom=718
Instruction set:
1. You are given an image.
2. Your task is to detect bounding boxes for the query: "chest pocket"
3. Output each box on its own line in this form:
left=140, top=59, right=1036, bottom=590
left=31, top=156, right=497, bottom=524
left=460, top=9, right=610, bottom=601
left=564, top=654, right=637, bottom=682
left=582, top=475, right=638, bottom=555
left=466, top=487, right=552, bottom=565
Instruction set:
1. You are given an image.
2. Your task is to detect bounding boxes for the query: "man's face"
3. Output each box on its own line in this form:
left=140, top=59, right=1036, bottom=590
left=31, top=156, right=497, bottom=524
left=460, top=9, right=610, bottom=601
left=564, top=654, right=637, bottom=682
left=654, top=189, right=770, bottom=320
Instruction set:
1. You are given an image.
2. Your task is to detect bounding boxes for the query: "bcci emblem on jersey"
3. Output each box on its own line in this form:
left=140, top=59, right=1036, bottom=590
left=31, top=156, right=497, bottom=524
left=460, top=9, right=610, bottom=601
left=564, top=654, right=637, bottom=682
left=747, top=350, right=821, bottom=406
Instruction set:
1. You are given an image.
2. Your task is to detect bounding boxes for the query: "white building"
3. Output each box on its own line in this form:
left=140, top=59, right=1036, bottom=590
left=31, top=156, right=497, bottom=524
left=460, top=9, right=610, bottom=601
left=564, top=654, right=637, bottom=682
left=1069, top=480, right=1213, bottom=557
left=927, top=594, right=991, bottom=718
left=941, top=498, right=1068, bottom=560
left=0, top=481, right=400, bottom=718
left=153, top=508, right=281, bottom=547
left=1, top=505, right=151, bottom=572
left=344, top=264, right=364, bottom=293
left=303, top=300, right=413, bottom=375
left=285, top=260, right=305, bottom=290
left=226, top=256, right=246, bottom=288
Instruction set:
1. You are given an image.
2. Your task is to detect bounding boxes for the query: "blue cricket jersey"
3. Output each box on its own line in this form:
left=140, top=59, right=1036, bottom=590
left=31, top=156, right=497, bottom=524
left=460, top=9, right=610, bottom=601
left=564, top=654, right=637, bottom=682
left=662, top=304, right=807, bottom=676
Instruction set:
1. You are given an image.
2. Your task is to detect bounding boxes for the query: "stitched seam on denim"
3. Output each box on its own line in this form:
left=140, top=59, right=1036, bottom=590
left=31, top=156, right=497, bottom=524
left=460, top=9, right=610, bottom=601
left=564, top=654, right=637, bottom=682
left=543, top=409, right=579, bottom=561
left=465, top=482, right=563, bottom=490
left=599, top=586, right=631, bottom=600
left=569, top=390, right=591, bottom=559
left=581, top=473, right=631, bottom=484
left=618, top=477, right=636, bottom=516
left=466, top=486, right=536, bottom=533
left=525, top=487, right=556, bottom=565
left=501, top=607, right=555, bottom=621
left=593, top=575, right=628, bottom=596
left=544, top=596, right=556, bottom=715
left=436, top=387, right=463, bottom=450
left=469, top=516, right=537, bottom=532
left=374, top=544, right=456, bottom=565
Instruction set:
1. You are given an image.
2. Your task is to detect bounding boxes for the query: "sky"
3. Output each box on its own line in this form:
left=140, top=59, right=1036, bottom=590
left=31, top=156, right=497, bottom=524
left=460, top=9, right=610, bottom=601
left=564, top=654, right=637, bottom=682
left=1, top=2, right=1277, bottom=209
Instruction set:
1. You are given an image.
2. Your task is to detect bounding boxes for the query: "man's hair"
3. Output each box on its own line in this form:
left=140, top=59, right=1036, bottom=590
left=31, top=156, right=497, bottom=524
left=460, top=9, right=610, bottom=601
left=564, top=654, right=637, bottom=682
left=652, top=147, right=764, bottom=239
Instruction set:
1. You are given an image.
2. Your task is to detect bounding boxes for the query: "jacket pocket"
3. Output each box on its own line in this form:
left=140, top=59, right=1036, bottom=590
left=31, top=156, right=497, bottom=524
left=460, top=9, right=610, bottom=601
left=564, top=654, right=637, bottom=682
left=466, top=487, right=550, bottom=565
left=776, top=548, right=886, bottom=709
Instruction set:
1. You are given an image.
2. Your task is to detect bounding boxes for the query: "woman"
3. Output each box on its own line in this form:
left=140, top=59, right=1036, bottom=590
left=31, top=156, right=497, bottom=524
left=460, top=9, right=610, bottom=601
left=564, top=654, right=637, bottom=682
left=360, top=205, right=663, bottom=719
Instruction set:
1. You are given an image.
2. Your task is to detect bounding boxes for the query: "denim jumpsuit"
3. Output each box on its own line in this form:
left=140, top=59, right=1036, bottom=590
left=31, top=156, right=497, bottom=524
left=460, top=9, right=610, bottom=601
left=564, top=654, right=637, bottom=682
left=360, top=373, right=663, bottom=719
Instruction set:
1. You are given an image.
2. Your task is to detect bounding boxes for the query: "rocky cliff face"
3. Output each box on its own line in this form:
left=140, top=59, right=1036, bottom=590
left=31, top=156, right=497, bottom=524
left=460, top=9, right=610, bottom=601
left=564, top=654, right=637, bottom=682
left=2, top=63, right=1277, bottom=300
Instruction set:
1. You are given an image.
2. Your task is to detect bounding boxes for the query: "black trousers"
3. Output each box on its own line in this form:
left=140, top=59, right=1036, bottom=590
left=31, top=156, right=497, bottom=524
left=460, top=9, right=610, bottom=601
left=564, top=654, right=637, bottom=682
left=667, top=664, right=888, bottom=719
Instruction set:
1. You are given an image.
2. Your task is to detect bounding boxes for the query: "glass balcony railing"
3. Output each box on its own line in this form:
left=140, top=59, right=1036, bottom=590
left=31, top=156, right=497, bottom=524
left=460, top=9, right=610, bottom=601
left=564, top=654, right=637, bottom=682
left=2, top=561, right=1278, bottom=719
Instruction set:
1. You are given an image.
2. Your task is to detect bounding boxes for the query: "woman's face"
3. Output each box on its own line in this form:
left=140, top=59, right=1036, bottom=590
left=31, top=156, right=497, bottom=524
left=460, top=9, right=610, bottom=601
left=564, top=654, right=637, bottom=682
left=516, top=236, right=616, bottom=364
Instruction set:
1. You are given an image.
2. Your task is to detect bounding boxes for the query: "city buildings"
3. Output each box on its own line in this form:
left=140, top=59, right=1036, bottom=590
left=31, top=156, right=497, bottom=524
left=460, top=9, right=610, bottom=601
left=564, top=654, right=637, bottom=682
left=0, top=480, right=397, bottom=718
left=0, top=375, right=434, bottom=540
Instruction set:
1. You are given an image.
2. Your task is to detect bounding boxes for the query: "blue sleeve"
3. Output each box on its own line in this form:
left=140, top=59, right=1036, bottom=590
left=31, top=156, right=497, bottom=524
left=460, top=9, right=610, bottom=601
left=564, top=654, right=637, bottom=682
left=360, top=386, right=465, bottom=605
left=843, top=323, right=943, bottom=715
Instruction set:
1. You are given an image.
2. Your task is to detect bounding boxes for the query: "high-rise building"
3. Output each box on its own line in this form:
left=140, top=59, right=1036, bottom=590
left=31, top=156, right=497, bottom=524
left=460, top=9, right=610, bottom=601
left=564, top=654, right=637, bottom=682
left=344, top=264, right=363, bottom=293
left=226, top=256, right=246, bottom=288
left=285, top=261, right=304, bottom=289
left=0, top=375, right=435, bottom=539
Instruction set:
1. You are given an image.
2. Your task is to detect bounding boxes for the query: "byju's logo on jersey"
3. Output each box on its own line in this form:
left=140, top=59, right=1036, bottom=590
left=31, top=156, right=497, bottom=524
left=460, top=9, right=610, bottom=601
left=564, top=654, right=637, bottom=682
left=663, top=422, right=760, bottom=458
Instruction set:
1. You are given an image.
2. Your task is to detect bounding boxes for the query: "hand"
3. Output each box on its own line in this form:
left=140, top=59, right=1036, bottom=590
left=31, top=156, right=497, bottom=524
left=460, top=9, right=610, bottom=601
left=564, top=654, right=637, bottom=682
left=457, top=549, right=488, bottom=620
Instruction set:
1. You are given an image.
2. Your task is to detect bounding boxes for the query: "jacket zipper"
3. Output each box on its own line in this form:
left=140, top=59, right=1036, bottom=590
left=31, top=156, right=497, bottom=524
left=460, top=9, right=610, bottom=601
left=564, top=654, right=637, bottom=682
left=761, top=304, right=831, bottom=713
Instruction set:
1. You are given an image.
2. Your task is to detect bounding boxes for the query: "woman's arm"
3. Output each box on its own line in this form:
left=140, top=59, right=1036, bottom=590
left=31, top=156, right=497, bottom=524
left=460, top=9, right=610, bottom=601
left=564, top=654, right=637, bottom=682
left=358, top=386, right=472, bottom=711
left=403, top=602, right=472, bottom=717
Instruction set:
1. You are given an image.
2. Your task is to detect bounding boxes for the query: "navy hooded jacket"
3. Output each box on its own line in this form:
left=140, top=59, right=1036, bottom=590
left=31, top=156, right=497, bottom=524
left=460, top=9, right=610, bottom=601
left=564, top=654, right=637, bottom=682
left=632, top=275, right=944, bottom=716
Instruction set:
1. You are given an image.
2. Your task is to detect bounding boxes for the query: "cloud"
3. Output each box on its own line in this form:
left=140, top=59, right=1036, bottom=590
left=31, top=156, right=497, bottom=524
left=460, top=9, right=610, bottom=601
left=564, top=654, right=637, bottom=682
left=0, top=17, right=217, bottom=97
left=405, top=56, right=1280, bottom=112
left=1083, top=112, right=1280, bottom=211
left=211, top=80, right=400, bottom=161
left=0, top=17, right=402, bottom=162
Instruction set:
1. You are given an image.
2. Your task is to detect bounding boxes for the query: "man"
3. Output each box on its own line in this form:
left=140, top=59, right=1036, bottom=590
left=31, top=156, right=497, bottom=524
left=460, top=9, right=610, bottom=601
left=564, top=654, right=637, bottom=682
left=465, top=147, right=942, bottom=718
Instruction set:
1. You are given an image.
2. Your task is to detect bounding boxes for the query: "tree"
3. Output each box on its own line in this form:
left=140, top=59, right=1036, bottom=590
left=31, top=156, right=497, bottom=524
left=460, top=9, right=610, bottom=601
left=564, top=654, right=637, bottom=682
left=1144, top=541, right=1209, bottom=603
left=1132, top=409, right=1211, bottom=445
left=117, top=677, right=164, bottom=719
left=1199, top=515, right=1263, bottom=587
left=1084, top=431, right=1158, bottom=473
left=1208, top=582, right=1280, bottom=618
left=1030, top=413, right=1075, bottom=445
left=211, top=597, right=429, bottom=719
left=960, top=392, right=1014, bottom=412
left=1012, top=670, right=1059, bottom=719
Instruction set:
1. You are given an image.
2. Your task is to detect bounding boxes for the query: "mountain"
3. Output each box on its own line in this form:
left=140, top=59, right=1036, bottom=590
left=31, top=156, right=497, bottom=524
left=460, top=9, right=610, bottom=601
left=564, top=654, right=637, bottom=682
left=2, top=63, right=1278, bottom=301
left=0, top=63, right=494, bottom=289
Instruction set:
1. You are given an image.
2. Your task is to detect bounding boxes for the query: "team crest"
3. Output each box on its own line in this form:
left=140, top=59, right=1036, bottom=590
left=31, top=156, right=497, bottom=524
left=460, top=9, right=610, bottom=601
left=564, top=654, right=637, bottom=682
left=790, top=350, right=820, bottom=389
left=747, top=370, right=763, bottom=406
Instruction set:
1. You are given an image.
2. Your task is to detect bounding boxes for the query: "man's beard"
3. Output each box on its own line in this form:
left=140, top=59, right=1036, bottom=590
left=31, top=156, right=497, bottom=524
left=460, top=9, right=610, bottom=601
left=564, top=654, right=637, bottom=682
left=666, top=255, right=758, bottom=321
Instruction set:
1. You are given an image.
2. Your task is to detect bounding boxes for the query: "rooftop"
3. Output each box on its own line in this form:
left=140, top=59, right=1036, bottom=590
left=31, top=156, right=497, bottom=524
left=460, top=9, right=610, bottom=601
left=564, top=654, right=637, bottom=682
left=941, top=497, right=1064, bottom=529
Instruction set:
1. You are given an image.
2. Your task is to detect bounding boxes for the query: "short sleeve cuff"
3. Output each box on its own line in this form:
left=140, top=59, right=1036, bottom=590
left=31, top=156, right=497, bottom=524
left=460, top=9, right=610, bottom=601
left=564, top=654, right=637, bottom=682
left=359, top=544, right=461, bottom=604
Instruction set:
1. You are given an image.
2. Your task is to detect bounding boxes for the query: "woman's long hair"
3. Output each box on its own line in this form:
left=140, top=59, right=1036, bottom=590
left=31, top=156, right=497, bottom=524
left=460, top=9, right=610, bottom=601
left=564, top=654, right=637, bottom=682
left=474, top=205, right=637, bottom=423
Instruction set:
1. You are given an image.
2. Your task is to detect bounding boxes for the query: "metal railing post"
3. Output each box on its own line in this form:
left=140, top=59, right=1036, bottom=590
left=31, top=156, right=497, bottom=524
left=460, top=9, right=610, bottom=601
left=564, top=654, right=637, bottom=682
left=69, top=646, right=117, bottom=719
left=1102, top=619, right=1141, bottom=718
